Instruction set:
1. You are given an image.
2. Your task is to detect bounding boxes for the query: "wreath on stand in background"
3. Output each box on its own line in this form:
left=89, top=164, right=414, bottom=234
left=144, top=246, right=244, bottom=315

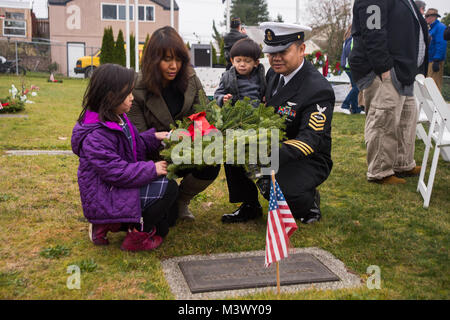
left=305, top=50, right=326, bottom=69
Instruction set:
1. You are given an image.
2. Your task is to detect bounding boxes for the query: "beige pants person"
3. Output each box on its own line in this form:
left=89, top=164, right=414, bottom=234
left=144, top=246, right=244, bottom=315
left=363, top=76, right=418, bottom=181
left=427, top=61, right=444, bottom=91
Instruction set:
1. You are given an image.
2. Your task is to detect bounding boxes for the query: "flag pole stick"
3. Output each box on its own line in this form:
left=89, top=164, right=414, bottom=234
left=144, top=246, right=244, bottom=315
left=271, top=170, right=281, bottom=296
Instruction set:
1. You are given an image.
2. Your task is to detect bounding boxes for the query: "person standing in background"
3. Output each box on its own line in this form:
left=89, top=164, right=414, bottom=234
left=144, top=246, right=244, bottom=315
left=425, top=8, right=448, bottom=91
left=224, top=17, right=248, bottom=70
left=340, top=24, right=362, bottom=114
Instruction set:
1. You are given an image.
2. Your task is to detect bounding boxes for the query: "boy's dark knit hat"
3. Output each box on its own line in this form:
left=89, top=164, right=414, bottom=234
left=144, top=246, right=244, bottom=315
left=230, top=38, right=262, bottom=61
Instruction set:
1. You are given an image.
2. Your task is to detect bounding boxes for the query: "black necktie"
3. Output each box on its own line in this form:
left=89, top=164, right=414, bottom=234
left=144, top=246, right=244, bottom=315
left=273, top=76, right=285, bottom=96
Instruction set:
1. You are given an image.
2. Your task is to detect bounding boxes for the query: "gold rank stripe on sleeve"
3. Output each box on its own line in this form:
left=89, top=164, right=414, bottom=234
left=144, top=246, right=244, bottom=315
left=284, top=140, right=314, bottom=156
left=309, top=112, right=326, bottom=131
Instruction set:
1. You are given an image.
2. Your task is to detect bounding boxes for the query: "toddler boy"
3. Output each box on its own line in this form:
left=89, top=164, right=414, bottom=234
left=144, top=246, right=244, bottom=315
left=214, top=38, right=266, bottom=107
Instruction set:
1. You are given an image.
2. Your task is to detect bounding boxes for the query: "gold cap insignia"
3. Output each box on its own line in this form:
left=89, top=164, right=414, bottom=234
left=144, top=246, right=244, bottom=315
left=267, top=31, right=273, bottom=41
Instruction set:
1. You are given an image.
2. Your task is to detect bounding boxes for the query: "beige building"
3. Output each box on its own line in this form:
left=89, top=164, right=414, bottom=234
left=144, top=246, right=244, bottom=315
left=0, top=0, right=33, bottom=42
left=48, top=0, right=179, bottom=76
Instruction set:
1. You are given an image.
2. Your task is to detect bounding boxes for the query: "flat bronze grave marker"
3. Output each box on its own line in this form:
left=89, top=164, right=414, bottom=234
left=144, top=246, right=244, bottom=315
left=178, top=253, right=340, bottom=294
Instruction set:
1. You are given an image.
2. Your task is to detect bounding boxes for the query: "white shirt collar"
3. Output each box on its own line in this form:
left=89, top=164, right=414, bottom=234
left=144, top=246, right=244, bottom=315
left=281, top=59, right=305, bottom=85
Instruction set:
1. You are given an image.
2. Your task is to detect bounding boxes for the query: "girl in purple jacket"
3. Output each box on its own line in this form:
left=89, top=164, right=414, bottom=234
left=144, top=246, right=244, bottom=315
left=71, top=64, right=178, bottom=251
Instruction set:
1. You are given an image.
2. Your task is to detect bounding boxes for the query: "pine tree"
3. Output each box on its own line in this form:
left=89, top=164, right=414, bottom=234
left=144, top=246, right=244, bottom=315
left=100, top=27, right=115, bottom=65
left=229, top=0, right=269, bottom=26
left=211, top=42, right=218, bottom=65
left=219, top=38, right=226, bottom=66
left=114, top=29, right=126, bottom=67
left=143, top=33, right=150, bottom=54
left=212, top=20, right=225, bottom=66
left=130, top=33, right=136, bottom=70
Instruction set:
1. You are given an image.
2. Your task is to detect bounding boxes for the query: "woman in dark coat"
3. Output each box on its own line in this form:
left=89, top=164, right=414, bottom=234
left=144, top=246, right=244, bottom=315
left=127, top=26, right=220, bottom=221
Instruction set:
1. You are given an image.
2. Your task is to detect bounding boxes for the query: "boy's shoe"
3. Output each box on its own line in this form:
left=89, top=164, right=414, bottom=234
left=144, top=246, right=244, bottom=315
left=89, top=223, right=122, bottom=246
left=120, top=230, right=163, bottom=252
left=369, top=175, right=406, bottom=185
left=221, top=202, right=262, bottom=223
left=394, top=166, right=421, bottom=178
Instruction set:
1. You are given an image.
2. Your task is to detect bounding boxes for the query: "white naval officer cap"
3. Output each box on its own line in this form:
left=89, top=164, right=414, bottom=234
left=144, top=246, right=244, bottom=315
left=259, top=22, right=312, bottom=54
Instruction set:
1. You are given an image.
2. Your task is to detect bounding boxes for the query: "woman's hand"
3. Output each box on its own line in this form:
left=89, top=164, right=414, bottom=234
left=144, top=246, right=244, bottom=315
left=223, top=94, right=233, bottom=104
left=155, top=131, right=169, bottom=140
left=155, top=161, right=168, bottom=176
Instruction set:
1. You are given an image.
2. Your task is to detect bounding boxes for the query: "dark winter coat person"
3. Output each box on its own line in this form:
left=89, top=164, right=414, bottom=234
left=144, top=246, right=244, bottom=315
left=350, top=0, right=429, bottom=89
left=127, top=26, right=220, bottom=221
left=224, top=17, right=248, bottom=69
left=349, top=0, right=428, bottom=185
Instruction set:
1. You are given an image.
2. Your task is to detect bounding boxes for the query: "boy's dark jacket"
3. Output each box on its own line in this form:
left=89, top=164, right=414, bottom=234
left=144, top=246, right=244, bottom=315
left=349, top=0, right=429, bottom=86
left=214, top=64, right=266, bottom=106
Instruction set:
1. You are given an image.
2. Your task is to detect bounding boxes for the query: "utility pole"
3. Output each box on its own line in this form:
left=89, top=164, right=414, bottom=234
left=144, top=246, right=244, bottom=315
left=226, top=0, right=231, bottom=33
left=125, top=0, right=130, bottom=68
left=135, top=0, right=139, bottom=71
left=170, top=0, right=174, bottom=27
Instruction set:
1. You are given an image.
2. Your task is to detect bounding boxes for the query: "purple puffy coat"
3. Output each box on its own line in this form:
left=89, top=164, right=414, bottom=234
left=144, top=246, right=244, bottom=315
left=71, top=110, right=161, bottom=224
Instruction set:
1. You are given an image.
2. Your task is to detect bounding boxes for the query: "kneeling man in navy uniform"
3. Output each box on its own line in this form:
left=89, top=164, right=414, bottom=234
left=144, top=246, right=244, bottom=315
left=222, top=22, right=335, bottom=224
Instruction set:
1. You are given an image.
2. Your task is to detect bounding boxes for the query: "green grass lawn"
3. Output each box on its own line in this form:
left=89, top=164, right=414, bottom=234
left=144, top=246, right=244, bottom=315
left=0, top=74, right=449, bottom=300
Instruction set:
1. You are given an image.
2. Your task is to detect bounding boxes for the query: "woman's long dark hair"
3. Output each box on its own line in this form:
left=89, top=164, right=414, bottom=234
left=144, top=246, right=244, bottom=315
left=141, top=26, right=190, bottom=96
left=78, top=63, right=136, bottom=124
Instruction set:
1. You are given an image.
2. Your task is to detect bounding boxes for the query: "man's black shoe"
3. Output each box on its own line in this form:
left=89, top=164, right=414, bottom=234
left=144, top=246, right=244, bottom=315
left=221, top=203, right=262, bottom=223
left=301, top=190, right=321, bottom=224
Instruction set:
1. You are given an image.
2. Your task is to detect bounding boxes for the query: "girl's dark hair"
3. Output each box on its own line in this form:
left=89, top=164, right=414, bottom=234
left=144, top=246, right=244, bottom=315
left=141, top=26, right=190, bottom=96
left=230, top=38, right=261, bottom=61
left=78, top=63, right=136, bottom=124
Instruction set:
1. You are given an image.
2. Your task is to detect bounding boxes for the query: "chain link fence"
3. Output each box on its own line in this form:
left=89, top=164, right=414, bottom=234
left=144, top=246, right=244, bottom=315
left=0, top=39, right=100, bottom=77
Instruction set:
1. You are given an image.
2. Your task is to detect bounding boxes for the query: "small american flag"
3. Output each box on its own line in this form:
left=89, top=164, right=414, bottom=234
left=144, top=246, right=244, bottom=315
left=265, top=179, right=298, bottom=267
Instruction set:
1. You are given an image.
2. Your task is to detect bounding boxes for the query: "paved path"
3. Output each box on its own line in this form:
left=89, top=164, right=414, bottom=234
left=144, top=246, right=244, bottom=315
left=0, top=114, right=29, bottom=118
left=4, top=150, right=74, bottom=156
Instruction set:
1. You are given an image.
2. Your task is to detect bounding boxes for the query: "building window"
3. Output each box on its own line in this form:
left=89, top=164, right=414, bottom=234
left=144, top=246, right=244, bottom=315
left=3, top=12, right=26, bottom=37
left=101, top=3, right=133, bottom=21
left=118, top=5, right=133, bottom=21
left=138, top=5, right=155, bottom=22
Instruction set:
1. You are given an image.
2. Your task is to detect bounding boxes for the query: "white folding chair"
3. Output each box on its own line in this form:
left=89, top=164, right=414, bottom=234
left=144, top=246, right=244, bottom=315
left=415, top=74, right=450, bottom=161
left=414, top=75, right=432, bottom=144
left=416, top=77, right=450, bottom=208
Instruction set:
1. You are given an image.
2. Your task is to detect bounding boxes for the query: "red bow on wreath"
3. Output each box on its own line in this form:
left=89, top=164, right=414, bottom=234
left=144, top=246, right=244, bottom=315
left=315, top=51, right=322, bottom=60
left=1, top=102, right=9, bottom=107
left=183, top=111, right=218, bottom=140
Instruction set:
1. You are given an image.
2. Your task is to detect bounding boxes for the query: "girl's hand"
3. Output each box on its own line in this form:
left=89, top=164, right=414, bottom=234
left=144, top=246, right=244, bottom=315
left=223, top=94, right=233, bottom=104
left=155, top=161, right=168, bottom=176
left=155, top=131, right=169, bottom=140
